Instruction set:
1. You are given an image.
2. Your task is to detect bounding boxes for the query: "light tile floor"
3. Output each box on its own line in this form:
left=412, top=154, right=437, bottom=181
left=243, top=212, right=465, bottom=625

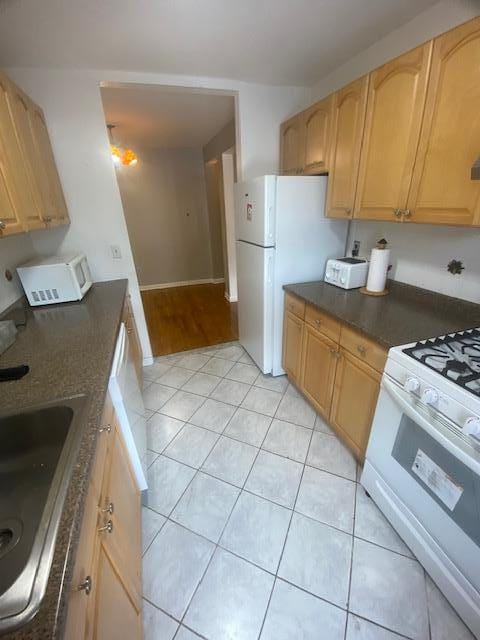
left=142, top=341, right=474, bottom=640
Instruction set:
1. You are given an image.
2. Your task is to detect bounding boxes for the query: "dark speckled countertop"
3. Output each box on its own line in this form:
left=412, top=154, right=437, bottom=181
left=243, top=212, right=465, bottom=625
left=284, top=280, right=480, bottom=348
left=0, top=279, right=128, bottom=639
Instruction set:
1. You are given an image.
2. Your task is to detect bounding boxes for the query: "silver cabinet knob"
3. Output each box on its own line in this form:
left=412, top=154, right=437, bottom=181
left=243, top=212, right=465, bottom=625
left=77, top=575, right=92, bottom=595
left=356, top=345, right=367, bottom=356
left=403, top=209, right=412, bottom=219
left=101, top=501, right=114, bottom=515
left=98, top=519, right=113, bottom=534
left=99, top=424, right=111, bottom=434
left=393, top=208, right=402, bottom=218
left=0, top=220, right=6, bottom=230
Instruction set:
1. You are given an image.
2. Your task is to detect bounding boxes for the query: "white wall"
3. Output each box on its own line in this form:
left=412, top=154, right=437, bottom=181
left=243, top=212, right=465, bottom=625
left=312, top=0, right=480, bottom=303
left=0, top=234, right=38, bottom=312
left=347, top=222, right=480, bottom=303
left=116, top=146, right=214, bottom=287
left=7, top=67, right=310, bottom=359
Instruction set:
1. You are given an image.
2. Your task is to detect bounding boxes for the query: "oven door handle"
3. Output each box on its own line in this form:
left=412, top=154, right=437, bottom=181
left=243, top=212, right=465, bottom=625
left=382, top=376, right=480, bottom=475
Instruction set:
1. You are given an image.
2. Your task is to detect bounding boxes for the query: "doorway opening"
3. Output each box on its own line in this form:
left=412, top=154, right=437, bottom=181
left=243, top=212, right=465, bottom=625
left=100, top=83, right=239, bottom=356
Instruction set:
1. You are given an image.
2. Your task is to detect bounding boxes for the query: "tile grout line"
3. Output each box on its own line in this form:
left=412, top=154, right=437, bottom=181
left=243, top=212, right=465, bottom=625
left=172, top=380, right=288, bottom=638
left=256, top=419, right=316, bottom=639
left=143, top=344, right=426, bottom=640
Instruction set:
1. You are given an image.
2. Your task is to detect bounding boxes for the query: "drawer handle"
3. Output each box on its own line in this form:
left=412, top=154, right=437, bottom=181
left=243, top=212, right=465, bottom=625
left=357, top=345, right=367, bottom=356
left=99, top=423, right=112, bottom=434
left=392, top=208, right=402, bottom=218
left=98, top=520, right=113, bottom=534
left=77, top=575, right=92, bottom=595
left=101, top=501, right=114, bottom=515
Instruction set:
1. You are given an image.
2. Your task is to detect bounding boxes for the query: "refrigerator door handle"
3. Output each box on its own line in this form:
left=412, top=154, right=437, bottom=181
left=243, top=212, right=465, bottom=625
left=267, top=255, right=274, bottom=284
left=267, top=205, right=273, bottom=241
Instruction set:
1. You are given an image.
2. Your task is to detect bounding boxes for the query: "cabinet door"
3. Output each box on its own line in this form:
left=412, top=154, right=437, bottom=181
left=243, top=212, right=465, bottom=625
left=90, top=540, right=143, bottom=640
left=102, top=423, right=142, bottom=603
left=28, top=104, right=70, bottom=226
left=407, top=18, right=480, bottom=225
left=300, top=324, right=338, bottom=421
left=303, top=95, right=332, bottom=174
left=353, top=42, right=432, bottom=221
left=330, top=349, right=381, bottom=460
left=63, top=482, right=100, bottom=640
left=282, top=310, right=304, bottom=384
left=326, top=77, right=368, bottom=218
left=4, top=80, right=46, bottom=230
left=280, top=114, right=304, bottom=175
left=0, top=74, right=33, bottom=236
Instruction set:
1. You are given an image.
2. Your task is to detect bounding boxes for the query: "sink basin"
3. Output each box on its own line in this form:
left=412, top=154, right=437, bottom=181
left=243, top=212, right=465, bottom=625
left=0, top=395, right=87, bottom=634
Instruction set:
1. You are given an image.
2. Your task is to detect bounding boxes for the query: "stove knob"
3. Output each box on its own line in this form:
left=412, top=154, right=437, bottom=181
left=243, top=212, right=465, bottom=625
left=326, top=270, right=333, bottom=279
left=421, top=388, right=439, bottom=406
left=404, top=377, right=420, bottom=393
left=340, top=276, right=346, bottom=284
left=464, top=416, right=480, bottom=438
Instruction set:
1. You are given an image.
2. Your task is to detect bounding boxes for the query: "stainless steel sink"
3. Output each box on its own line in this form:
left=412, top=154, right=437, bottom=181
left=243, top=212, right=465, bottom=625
left=0, top=395, right=87, bottom=634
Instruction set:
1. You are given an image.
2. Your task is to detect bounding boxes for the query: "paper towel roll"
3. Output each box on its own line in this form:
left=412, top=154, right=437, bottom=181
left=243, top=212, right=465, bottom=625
left=366, top=248, right=390, bottom=292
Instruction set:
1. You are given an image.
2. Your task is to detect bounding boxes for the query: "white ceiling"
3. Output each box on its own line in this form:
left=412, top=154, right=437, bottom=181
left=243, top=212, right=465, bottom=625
left=101, top=85, right=235, bottom=149
left=0, top=0, right=440, bottom=86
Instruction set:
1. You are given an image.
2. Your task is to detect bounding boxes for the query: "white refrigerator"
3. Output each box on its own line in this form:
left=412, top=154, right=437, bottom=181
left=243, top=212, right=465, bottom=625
left=235, top=175, right=348, bottom=376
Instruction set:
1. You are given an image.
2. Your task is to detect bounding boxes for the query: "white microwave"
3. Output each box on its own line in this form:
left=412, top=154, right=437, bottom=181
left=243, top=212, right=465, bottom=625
left=17, top=253, right=92, bottom=306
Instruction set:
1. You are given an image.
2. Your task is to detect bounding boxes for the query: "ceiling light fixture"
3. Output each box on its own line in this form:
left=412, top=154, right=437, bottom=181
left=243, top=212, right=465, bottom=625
left=107, top=123, right=138, bottom=167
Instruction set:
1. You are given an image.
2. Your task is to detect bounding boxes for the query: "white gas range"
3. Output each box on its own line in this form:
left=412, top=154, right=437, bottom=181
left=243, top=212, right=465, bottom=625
left=362, top=329, right=480, bottom=638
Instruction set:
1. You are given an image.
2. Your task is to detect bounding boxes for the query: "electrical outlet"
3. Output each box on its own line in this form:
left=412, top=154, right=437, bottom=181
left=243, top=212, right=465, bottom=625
left=110, top=245, right=122, bottom=259
left=352, top=240, right=360, bottom=257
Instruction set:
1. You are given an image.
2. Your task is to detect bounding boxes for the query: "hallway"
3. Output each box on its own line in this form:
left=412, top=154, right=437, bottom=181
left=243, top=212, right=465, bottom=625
left=142, top=283, right=238, bottom=356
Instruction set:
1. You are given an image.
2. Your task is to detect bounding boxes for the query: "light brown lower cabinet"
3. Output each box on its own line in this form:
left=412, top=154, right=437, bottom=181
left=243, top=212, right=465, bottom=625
left=282, top=309, right=304, bottom=385
left=300, top=324, right=338, bottom=421
left=283, top=297, right=386, bottom=460
left=63, top=392, right=142, bottom=639
left=330, top=349, right=382, bottom=459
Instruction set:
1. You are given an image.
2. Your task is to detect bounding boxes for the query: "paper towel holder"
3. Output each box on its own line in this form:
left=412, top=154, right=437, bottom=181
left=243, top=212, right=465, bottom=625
left=360, top=237, right=390, bottom=296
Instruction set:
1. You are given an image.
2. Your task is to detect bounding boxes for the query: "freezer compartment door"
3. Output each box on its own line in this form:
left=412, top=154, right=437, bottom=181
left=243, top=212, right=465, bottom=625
left=237, top=240, right=275, bottom=374
left=235, top=175, right=276, bottom=247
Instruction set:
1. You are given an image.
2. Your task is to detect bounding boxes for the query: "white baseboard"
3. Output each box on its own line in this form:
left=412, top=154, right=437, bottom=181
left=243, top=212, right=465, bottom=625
left=140, top=278, right=225, bottom=291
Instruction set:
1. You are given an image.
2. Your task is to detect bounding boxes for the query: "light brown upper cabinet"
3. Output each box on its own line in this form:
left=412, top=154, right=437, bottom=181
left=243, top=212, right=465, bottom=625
left=28, top=103, right=69, bottom=226
left=406, top=17, right=480, bottom=225
left=326, top=76, right=369, bottom=218
left=0, top=74, right=45, bottom=233
left=280, top=113, right=304, bottom=175
left=302, top=95, right=332, bottom=174
left=353, top=42, right=432, bottom=222
left=0, top=69, right=69, bottom=236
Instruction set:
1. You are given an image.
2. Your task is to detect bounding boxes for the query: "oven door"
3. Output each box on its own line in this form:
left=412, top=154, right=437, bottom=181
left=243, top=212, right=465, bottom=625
left=363, top=374, right=480, bottom=635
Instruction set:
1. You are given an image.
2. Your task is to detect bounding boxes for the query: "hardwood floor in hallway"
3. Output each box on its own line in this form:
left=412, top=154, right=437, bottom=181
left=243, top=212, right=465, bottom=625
left=141, top=283, right=238, bottom=356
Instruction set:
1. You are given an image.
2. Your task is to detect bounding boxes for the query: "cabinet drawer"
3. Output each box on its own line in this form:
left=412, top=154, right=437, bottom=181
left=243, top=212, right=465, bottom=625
left=284, top=293, right=305, bottom=319
left=340, top=325, right=387, bottom=373
left=305, top=304, right=341, bottom=343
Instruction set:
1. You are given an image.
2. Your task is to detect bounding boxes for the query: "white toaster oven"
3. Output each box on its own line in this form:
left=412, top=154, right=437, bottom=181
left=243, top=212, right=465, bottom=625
left=17, top=253, right=92, bottom=306
left=324, top=257, right=368, bottom=289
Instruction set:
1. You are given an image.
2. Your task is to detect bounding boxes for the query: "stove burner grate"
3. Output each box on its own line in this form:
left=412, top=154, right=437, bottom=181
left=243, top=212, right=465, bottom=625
left=403, top=328, right=480, bottom=396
